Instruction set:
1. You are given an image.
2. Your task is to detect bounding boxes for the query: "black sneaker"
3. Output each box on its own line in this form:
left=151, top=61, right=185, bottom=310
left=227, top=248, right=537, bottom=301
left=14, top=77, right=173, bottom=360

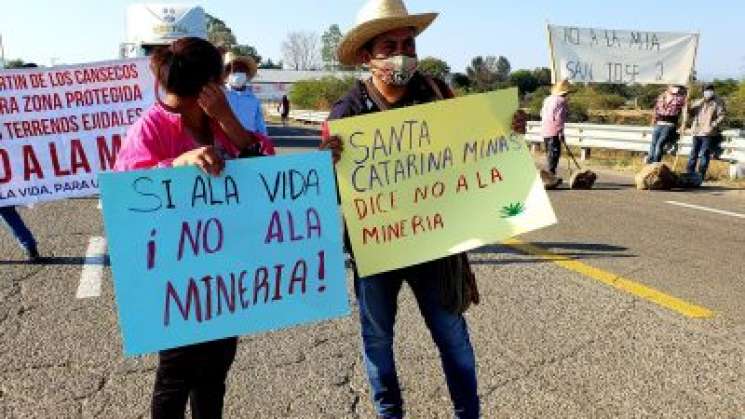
left=25, top=246, right=40, bottom=263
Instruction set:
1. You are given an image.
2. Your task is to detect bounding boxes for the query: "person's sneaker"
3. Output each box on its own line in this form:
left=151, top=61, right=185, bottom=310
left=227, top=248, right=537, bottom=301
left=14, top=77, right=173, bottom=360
left=25, top=246, right=40, bottom=263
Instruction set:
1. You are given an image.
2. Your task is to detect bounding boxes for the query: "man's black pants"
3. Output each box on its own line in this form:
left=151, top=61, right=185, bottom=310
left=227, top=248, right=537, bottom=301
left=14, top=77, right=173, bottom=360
left=544, top=136, right=562, bottom=175
left=151, top=337, right=238, bottom=419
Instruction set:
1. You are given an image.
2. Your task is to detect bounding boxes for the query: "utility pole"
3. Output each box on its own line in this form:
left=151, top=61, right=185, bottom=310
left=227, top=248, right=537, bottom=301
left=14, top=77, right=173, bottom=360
left=0, top=34, right=5, bottom=69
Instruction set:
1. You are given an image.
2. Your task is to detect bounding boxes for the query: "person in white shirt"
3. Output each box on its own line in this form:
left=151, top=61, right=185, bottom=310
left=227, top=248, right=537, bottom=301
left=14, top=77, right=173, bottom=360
left=224, top=53, right=268, bottom=136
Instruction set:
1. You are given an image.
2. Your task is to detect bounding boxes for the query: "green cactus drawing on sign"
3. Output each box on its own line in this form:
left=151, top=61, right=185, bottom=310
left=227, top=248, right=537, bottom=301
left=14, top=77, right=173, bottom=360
left=500, top=202, right=525, bottom=218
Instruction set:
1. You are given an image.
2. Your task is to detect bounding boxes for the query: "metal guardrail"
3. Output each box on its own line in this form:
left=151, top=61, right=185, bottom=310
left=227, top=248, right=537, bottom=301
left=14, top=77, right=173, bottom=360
left=526, top=121, right=745, bottom=179
left=265, top=107, right=330, bottom=124
left=260, top=108, right=745, bottom=179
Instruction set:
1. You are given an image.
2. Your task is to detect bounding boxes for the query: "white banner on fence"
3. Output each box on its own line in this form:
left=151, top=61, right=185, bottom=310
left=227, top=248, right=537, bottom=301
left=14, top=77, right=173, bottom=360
left=0, top=58, right=154, bottom=207
left=548, top=24, right=698, bottom=85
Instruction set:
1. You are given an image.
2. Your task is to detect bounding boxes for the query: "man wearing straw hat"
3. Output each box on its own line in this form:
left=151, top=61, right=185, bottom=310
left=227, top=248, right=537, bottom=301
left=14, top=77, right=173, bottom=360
left=224, top=53, right=267, bottom=136
left=541, top=79, right=572, bottom=177
left=320, top=1, right=480, bottom=418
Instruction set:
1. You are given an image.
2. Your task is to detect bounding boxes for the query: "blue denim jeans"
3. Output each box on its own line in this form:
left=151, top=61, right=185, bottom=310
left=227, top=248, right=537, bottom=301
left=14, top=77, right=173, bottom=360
left=354, top=267, right=480, bottom=419
left=0, top=206, right=36, bottom=250
left=544, top=136, right=562, bottom=175
left=687, top=136, right=714, bottom=178
left=647, top=124, right=676, bottom=164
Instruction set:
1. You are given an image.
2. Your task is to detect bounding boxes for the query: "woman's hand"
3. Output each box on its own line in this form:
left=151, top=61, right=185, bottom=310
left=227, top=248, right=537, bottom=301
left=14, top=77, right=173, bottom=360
left=198, top=82, right=233, bottom=122
left=173, top=146, right=224, bottom=176
left=320, top=135, right=344, bottom=164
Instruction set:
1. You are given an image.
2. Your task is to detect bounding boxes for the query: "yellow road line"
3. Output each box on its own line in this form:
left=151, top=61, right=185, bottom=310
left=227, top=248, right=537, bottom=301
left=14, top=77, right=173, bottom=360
left=502, top=239, right=714, bottom=319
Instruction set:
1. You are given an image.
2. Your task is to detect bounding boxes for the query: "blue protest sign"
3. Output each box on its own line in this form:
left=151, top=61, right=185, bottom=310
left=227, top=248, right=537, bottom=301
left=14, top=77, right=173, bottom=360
left=99, top=151, right=350, bottom=356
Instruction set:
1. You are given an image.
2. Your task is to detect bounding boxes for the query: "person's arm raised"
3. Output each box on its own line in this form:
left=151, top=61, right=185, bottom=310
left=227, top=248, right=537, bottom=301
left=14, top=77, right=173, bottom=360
left=198, top=82, right=259, bottom=150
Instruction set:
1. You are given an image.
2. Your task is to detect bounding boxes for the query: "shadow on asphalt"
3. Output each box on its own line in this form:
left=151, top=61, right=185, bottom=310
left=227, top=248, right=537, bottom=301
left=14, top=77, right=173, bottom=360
left=470, top=254, right=638, bottom=266
left=470, top=241, right=636, bottom=265
left=0, top=256, right=110, bottom=267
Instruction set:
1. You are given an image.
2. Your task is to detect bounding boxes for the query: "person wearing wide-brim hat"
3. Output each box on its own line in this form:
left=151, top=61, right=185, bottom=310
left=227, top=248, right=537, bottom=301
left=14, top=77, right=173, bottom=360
left=224, top=52, right=258, bottom=80
left=223, top=52, right=273, bottom=154
left=320, top=0, right=481, bottom=417
left=541, top=79, right=573, bottom=178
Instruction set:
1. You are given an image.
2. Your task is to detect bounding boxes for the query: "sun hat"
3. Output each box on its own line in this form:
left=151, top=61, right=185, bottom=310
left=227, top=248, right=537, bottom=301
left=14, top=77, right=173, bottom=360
left=337, top=0, right=438, bottom=66
left=224, top=52, right=258, bottom=79
left=551, top=79, right=573, bottom=96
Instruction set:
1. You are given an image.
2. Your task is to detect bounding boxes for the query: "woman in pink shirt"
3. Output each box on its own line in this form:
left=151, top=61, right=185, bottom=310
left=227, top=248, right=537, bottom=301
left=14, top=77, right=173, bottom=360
left=115, top=37, right=270, bottom=419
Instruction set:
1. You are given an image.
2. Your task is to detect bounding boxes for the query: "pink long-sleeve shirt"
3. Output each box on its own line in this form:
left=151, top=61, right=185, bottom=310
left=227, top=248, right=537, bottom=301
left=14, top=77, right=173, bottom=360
left=115, top=103, right=275, bottom=171
left=540, top=95, right=568, bottom=138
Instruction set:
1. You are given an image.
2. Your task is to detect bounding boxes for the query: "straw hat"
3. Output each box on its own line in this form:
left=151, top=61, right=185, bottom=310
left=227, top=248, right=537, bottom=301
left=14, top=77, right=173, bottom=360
left=552, top=79, right=573, bottom=96
left=224, top=52, right=258, bottom=79
left=337, top=0, right=438, bottom=66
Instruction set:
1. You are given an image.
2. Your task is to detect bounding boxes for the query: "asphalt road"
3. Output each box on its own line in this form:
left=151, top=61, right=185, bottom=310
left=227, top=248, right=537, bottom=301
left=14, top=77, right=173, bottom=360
left=1, top=124, right=744, bottom=418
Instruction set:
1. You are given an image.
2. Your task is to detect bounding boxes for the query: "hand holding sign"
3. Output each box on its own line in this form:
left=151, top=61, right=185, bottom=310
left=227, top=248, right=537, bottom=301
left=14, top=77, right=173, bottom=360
left=328, top=89, right=557, bottom=277
left=100, top=152, right=349, bottom=356
left=173, top=146, right=225, bottom=176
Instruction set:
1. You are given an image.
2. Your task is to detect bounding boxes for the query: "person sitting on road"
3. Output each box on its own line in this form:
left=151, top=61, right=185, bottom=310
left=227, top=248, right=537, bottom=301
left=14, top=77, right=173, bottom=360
left=224, top=52, right=275, bottom=156
left=541, top=79, right=571, bottom=176
left=115, top=37, right=268, bottom=419
left=686, top=84, right=727, bottom=181
left=647, top=85, right=687, bottom=164
left=320, top=0, right=481, bottom=417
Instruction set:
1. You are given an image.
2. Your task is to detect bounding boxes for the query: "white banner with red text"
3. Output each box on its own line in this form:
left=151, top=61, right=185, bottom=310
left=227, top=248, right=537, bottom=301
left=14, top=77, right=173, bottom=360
left=0, top=58, right=154, bottom=206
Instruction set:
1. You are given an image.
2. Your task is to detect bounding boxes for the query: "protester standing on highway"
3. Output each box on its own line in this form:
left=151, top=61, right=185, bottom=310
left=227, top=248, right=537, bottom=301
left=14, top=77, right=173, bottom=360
left=647, top=85, right=687, bottom=163
left=320, top=1, right=480, bottom=417
left=687, top=84, right=727, bottom=180
left=541, top=79, right=571, bottom=175
left=278, top=94, right=290, bottom=126
left=1, top=62, right=42, bottom=263
left=224, top=52, right=275, bottom=156
left=115, top=37, right=266, bottom=419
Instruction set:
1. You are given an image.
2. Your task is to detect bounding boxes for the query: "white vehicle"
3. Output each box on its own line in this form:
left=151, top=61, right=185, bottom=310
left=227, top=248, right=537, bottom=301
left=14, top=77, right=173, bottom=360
left=120, top=4, right=207, bottom=58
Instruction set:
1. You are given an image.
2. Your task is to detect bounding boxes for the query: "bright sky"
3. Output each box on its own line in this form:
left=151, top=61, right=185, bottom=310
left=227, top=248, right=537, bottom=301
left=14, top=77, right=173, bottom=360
left=1, top=0, right=743, bottom=79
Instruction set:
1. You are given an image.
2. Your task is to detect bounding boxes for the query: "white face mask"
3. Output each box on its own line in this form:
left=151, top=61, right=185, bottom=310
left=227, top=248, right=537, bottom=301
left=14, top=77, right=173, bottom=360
left=228, top=72, right=248, bottom=89
left=703, top=90, right=714, bottom=100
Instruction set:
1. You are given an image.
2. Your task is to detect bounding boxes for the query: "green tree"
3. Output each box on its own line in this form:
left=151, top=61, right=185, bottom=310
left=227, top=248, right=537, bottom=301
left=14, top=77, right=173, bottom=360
left=205, top=13, right=262, bottom=63
left=466, top=56, right=499, bottom=92
left=418, top=57, right=451, bottom=80
left=450, top=72, right=471, bottom=90
left=509, top=69, right=539, bottom=96
left=532, top=67, right=552, bottom=87
left=495, top=56, right=511, bottom=82
left=259, top=58, right=283, bottom=69
left=726, top=81, right=745, bottom=128
left=4, top=59, right=27, bottom=69
left=711, top=78, right=740, bottom=98
left=290, top=76, right=357, bottom=110
left=321, top=24, right=344, bottom=70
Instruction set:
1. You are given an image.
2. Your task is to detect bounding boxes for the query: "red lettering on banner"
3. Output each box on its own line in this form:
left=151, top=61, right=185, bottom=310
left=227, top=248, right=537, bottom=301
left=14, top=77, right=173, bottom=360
left=70, top=139, right=91, bottom=174
left=361, top=213, right=445, bottom=245
left=22, top=145, right=43, bottom=180
left=64, top=84, right=143, bottom=108
left=0, top=149, right=10, bottom=184
left=0, top=97, right=20, bottom=115
left=49, top=143, right=71, bottom=176
left=97, top=134, right=121, bottom=171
